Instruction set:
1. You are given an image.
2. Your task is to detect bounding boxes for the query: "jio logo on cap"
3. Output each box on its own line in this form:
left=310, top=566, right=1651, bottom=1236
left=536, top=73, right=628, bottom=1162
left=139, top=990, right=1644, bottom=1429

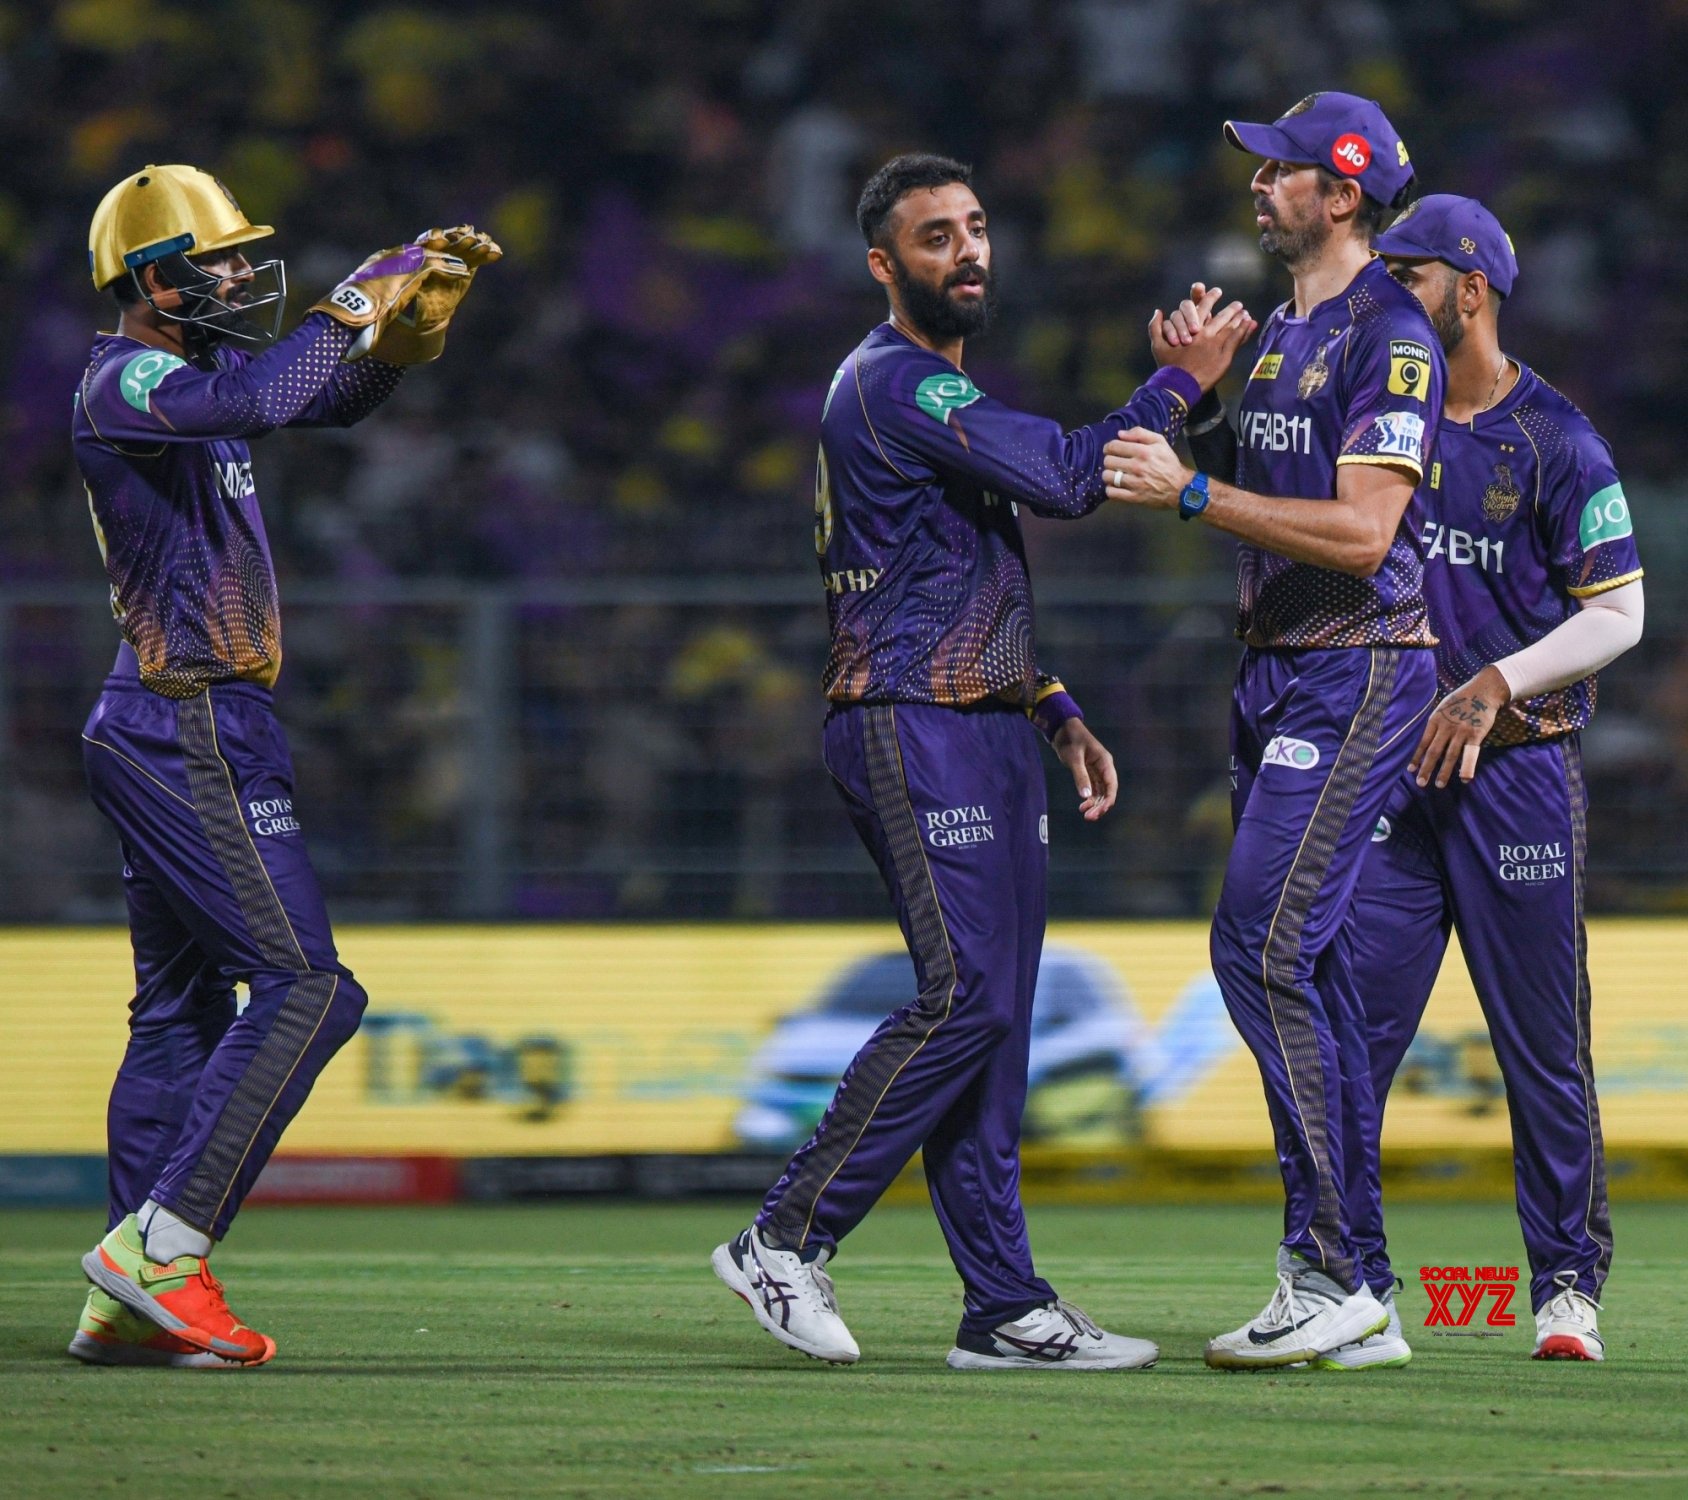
left=1331, top=133, right=1371, bottom=175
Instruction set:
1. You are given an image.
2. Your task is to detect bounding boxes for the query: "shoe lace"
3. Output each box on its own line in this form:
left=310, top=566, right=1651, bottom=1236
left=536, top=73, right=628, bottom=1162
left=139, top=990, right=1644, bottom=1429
left=752, top=1233, right=838, bottom=1319
left=1053, top=1299, right=1101, bottom=1339
left=1546, top=1270, right=1601, bottom=1321
left=1262, top=1272, right=1298, bottom=1328
left=810, top=1259, right=841, bottom=1315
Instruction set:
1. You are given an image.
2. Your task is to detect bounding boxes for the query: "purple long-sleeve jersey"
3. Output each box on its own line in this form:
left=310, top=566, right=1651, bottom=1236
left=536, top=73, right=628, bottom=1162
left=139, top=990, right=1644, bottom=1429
left=73, top=314, right=404, bottom=697
left=816, top=321, right=1199, bottom=709
left=1232, top=257, right=1445, bottom=649
left=1421, top=361, right=1642, bottom=746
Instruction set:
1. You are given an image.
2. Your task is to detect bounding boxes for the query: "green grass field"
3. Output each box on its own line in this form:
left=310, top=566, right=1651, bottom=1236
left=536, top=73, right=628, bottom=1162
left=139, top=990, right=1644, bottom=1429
left=4, top=1201, right=1685, bottom=1498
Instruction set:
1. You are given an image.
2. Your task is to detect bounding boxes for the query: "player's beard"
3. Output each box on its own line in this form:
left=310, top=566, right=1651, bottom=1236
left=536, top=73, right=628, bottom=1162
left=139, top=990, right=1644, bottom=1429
left=892, top=255, right=995, bottom=342
left=1427, top=273, right=1465, bottom=354
left=1257, top=198, right=1330, bottom=270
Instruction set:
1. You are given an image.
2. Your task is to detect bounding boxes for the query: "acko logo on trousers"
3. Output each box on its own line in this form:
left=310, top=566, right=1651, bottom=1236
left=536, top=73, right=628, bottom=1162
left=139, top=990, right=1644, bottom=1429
left=1262, top=736, right=1321, bottom=771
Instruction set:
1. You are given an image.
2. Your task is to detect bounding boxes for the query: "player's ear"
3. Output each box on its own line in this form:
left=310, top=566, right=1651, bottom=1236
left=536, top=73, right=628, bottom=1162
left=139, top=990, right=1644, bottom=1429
left=1462, top=269, right=1489, bottom=319
left=866, top=245, right=897, bottom=289
left=140, top=262, right=182, bottom=311
left=1330, top=177, right=1363, bottom=229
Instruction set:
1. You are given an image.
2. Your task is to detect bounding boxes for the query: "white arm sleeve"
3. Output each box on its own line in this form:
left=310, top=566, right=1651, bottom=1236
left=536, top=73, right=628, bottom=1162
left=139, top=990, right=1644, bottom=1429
left=1493, top=579, right=1644, bottom=702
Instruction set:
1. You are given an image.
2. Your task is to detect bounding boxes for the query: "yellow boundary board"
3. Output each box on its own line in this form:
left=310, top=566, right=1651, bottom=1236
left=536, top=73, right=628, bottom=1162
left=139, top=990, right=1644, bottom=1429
left=1, top=921, right=1683, bottom=1157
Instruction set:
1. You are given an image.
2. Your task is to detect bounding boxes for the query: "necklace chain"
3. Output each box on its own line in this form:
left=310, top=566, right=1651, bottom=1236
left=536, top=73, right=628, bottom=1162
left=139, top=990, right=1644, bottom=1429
left=1479, top=355, right=1510, bottom=413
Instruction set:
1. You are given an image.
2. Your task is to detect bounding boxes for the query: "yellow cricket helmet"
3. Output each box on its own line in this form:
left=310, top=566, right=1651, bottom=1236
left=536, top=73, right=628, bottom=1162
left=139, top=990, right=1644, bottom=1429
left=89, top=164, right=273, bottom=289
left=90, top=164, right=287, bottom=349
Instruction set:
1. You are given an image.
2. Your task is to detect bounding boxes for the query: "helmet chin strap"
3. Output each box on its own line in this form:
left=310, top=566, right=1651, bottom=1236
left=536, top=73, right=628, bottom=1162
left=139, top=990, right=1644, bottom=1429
left=180, top=314, right=221, bottom=363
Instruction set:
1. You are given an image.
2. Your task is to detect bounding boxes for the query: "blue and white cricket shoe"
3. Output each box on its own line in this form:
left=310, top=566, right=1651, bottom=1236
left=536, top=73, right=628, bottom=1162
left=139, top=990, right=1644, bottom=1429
left=946, top=1300, right=1158, bottom=1370
left=712, top=1225, right=859, bottom=1364
left=1205, top=1257, right=1389, bottom=1370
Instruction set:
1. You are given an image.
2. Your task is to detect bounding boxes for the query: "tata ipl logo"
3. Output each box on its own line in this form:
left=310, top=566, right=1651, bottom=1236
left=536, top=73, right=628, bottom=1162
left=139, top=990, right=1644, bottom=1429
left=1420, top=1264, right=1519, bottom=1335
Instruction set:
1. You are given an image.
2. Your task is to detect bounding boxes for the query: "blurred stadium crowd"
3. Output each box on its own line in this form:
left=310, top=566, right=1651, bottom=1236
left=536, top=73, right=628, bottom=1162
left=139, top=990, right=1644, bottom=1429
left=2, top=0, right=1685, bottom=919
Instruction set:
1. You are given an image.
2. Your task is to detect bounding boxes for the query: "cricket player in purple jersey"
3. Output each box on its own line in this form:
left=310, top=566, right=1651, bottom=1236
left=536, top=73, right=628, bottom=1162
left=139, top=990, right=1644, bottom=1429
left=1330, top=196, right=1642, bottom=1366
left=713, top=154, right=1252, bottom=1369
left=69, top=164, right=497, bottom=1367
left=1106, top=93, right=1444, bottom=1368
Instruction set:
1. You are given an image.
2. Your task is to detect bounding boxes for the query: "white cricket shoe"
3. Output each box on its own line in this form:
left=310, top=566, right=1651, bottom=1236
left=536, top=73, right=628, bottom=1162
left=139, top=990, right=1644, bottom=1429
left=1313, top=1285, right=1412, bottom=1370
left=946, top=1299, right=1158, bottom=1371
left=1532, top=1272, right=1604, bottom=1362
left=1205, top=1260, right=1388, bottom=1370
left=712, top=1225, right=860, bottom=1364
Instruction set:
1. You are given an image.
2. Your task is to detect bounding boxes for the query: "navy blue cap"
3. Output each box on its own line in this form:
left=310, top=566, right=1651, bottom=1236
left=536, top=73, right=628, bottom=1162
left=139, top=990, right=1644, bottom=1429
left=1225, top=91, right=1415, bottom=207
left=1372, top=193, right=1519, bottom=297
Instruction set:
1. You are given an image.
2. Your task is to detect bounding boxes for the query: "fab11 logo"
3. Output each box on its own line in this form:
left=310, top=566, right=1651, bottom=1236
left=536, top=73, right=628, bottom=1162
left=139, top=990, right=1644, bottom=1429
left=1419, top=1264, right=1519, bottom=1332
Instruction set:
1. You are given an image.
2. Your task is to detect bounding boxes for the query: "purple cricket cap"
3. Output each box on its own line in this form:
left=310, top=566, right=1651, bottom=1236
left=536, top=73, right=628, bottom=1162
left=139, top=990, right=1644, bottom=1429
left=1372, top=193, right=1519, bottom=297
left=1224, top=91, right=1415, bottom=207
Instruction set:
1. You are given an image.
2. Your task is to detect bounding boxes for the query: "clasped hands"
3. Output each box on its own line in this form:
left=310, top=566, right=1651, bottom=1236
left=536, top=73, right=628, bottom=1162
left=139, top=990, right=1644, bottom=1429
left=1106, top=283, right=1255, bottom=509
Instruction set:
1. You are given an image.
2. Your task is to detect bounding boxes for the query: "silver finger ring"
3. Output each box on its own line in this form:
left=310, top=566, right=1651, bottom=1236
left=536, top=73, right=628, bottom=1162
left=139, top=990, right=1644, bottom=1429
left=1112, top=469, right=1125, bottom=488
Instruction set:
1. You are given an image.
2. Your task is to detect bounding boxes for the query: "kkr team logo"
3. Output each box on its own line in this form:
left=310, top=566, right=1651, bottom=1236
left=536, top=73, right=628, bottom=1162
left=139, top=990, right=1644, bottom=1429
left=1420, top=1264, right=1519, bottom=1332
left=1297, top=345, right=1329, bottom=399
left=1483, top=462, right=1522, bottom=522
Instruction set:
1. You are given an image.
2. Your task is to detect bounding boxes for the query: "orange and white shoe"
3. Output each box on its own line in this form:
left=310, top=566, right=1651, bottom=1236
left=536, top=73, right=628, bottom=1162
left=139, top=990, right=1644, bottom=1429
left=81, top=1214, right=274, bottom=1364
left=68, top=1287, right=264, bottom=1368
left=1532, top=1272, right=1604, bottom=1361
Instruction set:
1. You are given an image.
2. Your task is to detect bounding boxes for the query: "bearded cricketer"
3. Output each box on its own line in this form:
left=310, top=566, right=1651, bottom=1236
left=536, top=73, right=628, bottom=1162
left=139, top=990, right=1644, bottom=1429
left=713, top=153, right=1251, bottom=1370
left=1336, top=196, right=1643, bottom=1365
left=1105, top=93, right=1443, bottom=1368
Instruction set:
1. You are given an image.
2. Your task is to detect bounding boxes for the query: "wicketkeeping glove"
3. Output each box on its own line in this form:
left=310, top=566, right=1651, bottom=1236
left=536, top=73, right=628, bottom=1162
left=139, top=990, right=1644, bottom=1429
left=308, top=244, right=472, bottom=361
left=369, top=225, right=503, bottom=365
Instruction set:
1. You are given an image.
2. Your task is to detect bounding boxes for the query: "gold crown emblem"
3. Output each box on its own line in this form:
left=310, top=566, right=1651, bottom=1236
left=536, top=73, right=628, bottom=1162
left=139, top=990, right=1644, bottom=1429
left=1483, top=462, right=1522, bottom=522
